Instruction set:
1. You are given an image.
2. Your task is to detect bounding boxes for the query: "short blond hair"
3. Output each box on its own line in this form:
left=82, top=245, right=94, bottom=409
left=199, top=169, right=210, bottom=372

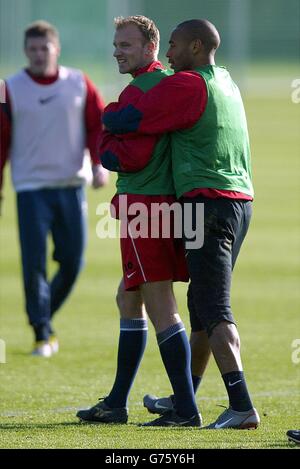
left=114, top=15, right=159, bottom=53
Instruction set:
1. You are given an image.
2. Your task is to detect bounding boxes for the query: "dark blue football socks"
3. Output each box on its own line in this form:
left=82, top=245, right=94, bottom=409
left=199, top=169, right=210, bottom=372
left=106, top=318, right=148, bottom=408
left=157, top=321, right=199, bottom=418
left=222, top=370, right=253, bottom=411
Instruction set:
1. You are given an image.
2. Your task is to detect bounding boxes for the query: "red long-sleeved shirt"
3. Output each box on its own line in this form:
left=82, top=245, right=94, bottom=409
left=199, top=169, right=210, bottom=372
left=103, top=69, right=252, bottom=200
left=100, top=61, right=180, bottom=219
left=99, top=62, right=164, bottom=173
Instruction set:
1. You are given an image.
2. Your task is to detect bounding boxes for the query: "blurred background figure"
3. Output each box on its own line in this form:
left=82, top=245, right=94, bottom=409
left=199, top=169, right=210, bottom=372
left=0, top=20, right=109, bottom=357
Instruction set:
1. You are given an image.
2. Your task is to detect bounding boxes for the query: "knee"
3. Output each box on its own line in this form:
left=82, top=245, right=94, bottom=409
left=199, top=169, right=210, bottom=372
left=116, top=285, right=144, bottom=318
left=24, top=270, right=45, bottom=292
left=116, top=287, right=126, bottom=312
left=209, top=320, right=240, bottom=349
left=60, top=256, right=84, bottom=283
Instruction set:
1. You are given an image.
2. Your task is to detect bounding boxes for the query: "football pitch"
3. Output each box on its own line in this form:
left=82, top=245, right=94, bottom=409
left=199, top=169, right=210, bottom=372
left=0, top=77, right=299, bottom=449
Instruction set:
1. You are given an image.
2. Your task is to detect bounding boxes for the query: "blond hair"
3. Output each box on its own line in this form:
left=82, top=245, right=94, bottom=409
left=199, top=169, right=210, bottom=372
left=114, top=15, right=159, bottom=53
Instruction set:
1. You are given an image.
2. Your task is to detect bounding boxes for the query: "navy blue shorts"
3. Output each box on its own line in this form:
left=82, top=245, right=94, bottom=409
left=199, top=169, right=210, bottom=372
left=181, top=196, right=252, bottom=336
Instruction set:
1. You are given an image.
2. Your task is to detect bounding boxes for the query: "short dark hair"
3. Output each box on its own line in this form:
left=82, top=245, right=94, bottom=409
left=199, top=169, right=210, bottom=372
left=24, top=20, right=59, bottom=46
left=176, top=19, right=220, bottom=53
left=114, top=15, right=159, bottom=51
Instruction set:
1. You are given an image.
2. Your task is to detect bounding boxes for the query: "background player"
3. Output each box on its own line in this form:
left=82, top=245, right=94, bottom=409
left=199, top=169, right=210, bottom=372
left=0, top=20, right=109, bottom=357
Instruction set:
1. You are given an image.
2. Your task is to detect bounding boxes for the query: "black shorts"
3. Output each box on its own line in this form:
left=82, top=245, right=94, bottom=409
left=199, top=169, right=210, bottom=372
left=181, top=196, right=252, bottom=336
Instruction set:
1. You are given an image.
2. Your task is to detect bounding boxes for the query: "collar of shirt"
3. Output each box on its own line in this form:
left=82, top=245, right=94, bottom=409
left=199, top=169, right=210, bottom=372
left=25, top=68, right=59, bottom=85
left=132, top=61, right=164, bottom=78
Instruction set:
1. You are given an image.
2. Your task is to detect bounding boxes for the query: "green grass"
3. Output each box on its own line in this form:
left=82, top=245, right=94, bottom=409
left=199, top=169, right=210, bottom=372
left=0, top=91, right=300, bottom=449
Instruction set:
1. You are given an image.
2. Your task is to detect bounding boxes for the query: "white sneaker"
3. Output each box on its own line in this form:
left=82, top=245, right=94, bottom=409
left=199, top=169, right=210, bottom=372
left=49, top=335, right=59, bottom=354
left=205, top=406, right=260, bottom=429
left=31, top=341, right=52, bottom=357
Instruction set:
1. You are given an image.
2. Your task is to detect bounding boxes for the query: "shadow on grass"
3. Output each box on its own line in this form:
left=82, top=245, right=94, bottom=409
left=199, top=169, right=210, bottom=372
left=269, top=441, right=299, bottom=449
left=0, top=421, right=136, bottom=431
left=8, top=350, right=58, bottom=358
left=9, top=350, right=33, bottom=357
left=0, top=422, right=82, bottom=430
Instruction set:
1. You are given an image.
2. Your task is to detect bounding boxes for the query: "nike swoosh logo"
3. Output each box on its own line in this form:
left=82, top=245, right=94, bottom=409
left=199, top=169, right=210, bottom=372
left=39, top=95, right=57, bottom=105
left=126, top=271, right=136, bottom=279
left=228, top=379, right=242, bottom=387
left=154, top=401, right=169, bottom=410
left=215, top=417, right=233, bottom=429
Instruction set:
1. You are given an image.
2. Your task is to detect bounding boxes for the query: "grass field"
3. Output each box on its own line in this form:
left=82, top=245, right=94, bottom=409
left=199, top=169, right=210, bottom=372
left=0, top=72, right=300, bottom=449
